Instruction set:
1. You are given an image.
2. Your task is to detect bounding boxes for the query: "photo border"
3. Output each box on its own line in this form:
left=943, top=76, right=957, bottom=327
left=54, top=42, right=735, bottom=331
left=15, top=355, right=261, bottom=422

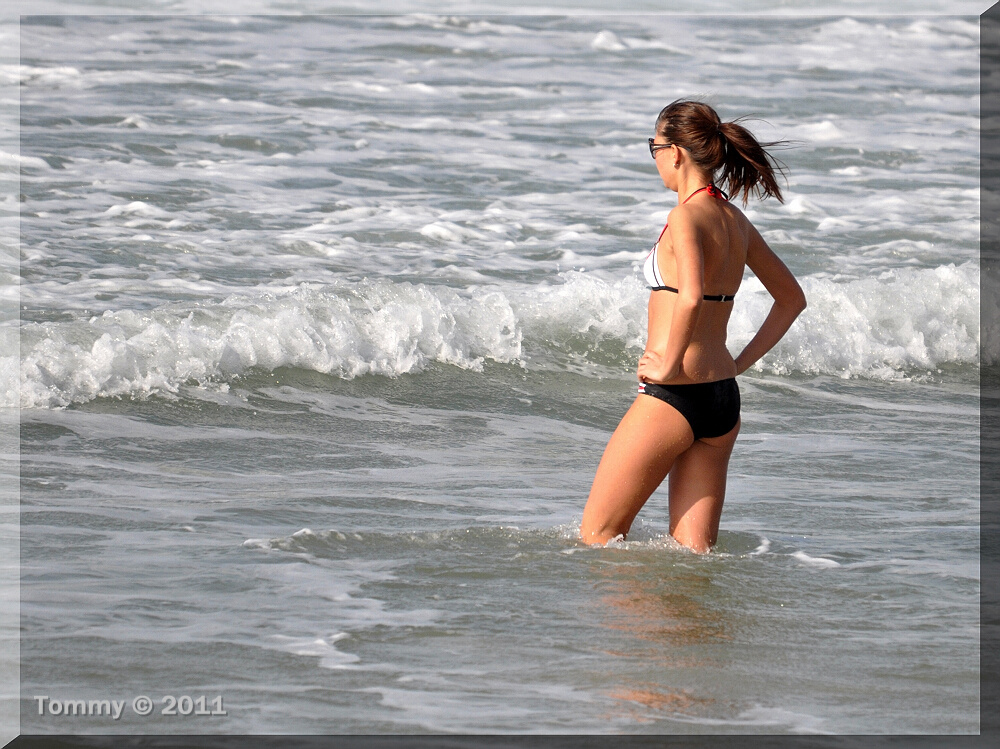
left=4, top=4, right=994, bottom=746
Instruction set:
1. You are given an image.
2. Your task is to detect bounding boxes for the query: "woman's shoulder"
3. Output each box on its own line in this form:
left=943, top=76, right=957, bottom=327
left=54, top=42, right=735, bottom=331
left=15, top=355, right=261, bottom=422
left=667, top=197, right=749, bottom=230
left=664, top=201, right=696, bottom=228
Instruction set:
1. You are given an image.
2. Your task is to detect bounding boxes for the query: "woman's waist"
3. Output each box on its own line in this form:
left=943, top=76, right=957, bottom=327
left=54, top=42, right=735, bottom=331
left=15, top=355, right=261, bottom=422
left=641, top=344, right=737, bottom=384
left=642, top=337, right=736, bottom=361
left=650, top=368, right=737, bottom=386
left=639, top=375, right=738, bottom=392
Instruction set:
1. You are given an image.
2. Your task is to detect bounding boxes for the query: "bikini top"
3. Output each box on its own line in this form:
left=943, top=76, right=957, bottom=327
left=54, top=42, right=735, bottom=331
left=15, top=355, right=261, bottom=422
left=642, top=183, right=736, bottom=302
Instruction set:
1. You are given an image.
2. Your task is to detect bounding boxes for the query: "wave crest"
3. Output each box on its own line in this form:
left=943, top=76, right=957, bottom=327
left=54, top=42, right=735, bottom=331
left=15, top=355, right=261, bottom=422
left=13, top=262, right=979, bottom=408
left=18, top=281, right=521, bottom=408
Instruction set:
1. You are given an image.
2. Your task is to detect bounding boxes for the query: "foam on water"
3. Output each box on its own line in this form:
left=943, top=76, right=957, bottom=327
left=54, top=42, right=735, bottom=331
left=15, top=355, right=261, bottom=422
left=18, top=280, right=522, bottom=408
left=271, top=633, right=360, bottom=670
left=17, top=258, right=978, bottom=407
left=731, top=262, right=980, bottom=379
left=790, top=550, right=841, bottom=569
left=669, top=705, right=830, bottom=735
left=749, top=538, right=771, bottom=556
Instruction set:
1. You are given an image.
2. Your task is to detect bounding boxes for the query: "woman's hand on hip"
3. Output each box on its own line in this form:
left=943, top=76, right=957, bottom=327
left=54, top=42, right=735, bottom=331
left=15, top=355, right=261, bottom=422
left=637, top=351, right=678, bottom=384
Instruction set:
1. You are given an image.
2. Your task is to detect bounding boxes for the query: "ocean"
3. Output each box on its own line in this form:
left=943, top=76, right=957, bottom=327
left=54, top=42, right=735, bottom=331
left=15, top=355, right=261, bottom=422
left=7, top=8, right=980, bottom=735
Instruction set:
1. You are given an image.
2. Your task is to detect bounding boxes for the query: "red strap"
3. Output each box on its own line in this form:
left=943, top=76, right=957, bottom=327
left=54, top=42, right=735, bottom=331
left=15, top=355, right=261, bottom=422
left=660, top=185, right=727, bottom=236
left=682, top=184, right=727, bottom=204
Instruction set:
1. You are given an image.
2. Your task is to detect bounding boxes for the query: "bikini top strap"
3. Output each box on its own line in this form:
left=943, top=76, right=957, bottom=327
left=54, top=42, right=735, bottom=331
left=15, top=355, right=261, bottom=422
left=681, top=183, right=729, bottom=204
left=657, top=184, right=729, bottom=240
left=706, top=183, right=729, bottom=201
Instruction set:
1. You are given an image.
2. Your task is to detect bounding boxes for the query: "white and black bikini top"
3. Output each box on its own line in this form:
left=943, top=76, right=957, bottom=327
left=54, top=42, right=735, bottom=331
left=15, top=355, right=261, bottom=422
left=643, top=184, right=736, bottom=303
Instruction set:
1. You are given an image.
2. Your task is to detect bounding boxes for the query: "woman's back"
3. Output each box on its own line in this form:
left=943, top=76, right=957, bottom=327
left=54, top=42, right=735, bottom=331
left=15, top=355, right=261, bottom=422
left=644, top=191, right=751, bottom=383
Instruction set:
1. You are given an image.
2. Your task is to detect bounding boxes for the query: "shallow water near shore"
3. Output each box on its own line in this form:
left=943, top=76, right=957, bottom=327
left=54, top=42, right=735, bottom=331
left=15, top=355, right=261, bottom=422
left=13, top=10, right=979, bottom=735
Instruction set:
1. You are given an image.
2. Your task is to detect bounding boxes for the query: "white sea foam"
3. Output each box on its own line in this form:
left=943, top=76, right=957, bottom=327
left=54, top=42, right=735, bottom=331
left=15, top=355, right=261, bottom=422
left=591, top=30, right=626, bottom=52
left=15, top=259, right=979, bottom=407
left=729, top=262, right=979, bottom=379
left=0, top=355, right=17, bottom=408
left=799, top=120, right=848, bottom=143
left=18, top=281, right=522, bottom=408
left=115, top=115, right=149, bottom=129
left=750, top=538, right=771, bottom=556
left=513, top=272, right=648, bottom=357
left=0, top=150, right=50, bottom=171
left=272, top=633, right=360, bottom=670
left=103, top=201, right=171, bottom=217
left=673, top=704, right=829, bottom=734
left=9, top=64, right=81, bottom=86
left=791, top=550, right=841, bottom=569
left=419, top=220, right=484, bottom=242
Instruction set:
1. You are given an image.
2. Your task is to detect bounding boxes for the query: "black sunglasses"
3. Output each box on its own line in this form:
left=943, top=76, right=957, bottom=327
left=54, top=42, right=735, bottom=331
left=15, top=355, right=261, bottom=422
left=648, top=137, right=675, bottom=159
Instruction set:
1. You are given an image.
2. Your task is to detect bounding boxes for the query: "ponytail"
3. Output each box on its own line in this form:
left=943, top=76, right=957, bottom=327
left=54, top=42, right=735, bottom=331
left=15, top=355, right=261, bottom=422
left=655, top=100, right=789, bottom=205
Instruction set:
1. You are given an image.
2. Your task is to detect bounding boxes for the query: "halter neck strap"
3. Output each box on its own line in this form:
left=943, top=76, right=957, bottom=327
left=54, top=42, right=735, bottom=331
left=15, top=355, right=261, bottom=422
left=681, top=183, right=729, bottom=204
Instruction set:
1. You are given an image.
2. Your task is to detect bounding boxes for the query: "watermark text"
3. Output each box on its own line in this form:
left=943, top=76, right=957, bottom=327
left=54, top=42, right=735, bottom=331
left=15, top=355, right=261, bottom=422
left=33, top=694, right=227, bottom=719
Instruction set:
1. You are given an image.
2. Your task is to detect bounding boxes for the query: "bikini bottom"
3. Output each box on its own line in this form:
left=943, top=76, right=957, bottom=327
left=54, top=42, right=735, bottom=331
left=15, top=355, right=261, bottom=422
left=638, top=378, right=740, bottom=440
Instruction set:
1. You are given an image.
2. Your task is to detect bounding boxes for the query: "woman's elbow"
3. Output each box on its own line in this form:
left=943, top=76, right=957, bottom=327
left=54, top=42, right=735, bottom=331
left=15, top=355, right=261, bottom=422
left=677, top=293, right=703, bottom=314
left=777, top=288, right=806, bottom=316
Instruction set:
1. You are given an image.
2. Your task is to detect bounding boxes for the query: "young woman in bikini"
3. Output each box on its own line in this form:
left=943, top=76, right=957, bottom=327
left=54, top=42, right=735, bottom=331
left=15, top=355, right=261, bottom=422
left=580, top=100, right=807, bottom=553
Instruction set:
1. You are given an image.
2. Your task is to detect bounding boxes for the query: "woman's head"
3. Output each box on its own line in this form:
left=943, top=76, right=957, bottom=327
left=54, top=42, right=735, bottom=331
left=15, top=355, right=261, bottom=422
left=654, top=99, right=787, bottom=205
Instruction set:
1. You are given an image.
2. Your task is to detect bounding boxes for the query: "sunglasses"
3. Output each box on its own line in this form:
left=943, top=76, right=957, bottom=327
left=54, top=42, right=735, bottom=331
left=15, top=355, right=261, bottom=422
left=648, top=138, right=675, bottom=159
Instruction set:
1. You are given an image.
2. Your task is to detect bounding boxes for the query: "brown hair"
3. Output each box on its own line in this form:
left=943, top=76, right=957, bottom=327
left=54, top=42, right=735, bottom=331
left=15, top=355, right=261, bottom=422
left=655, top=99, right=788, bottom=205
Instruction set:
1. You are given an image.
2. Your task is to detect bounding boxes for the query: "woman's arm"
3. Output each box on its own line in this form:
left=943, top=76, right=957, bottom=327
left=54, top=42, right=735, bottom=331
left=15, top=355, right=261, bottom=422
left=734, top=223, right=807, bottom=375
left=637, top=206, right=703, bottom=383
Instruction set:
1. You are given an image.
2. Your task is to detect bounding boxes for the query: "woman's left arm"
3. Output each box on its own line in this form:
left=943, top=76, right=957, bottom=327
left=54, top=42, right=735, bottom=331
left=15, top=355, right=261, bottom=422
left=637, top=207, right=704, bottom=384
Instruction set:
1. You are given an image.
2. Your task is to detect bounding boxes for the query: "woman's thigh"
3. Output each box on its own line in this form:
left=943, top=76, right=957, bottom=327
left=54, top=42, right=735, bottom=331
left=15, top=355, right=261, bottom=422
left=667, top=419, right=740, bottom=552
left=580, top=395, right=695, bottom=543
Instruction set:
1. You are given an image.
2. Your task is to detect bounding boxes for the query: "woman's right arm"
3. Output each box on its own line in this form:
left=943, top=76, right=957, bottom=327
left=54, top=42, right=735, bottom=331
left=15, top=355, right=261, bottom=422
left=734, top=224, right=807, bottom=376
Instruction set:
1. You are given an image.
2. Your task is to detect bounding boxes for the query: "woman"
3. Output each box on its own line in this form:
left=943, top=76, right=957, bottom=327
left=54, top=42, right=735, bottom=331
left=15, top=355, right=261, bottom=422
left=579, top=100, right=807, bottom=553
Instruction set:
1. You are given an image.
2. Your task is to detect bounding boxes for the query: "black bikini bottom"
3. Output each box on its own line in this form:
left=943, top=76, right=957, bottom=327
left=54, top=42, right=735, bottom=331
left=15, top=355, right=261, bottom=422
left=638, top=378, right=740, bottom=440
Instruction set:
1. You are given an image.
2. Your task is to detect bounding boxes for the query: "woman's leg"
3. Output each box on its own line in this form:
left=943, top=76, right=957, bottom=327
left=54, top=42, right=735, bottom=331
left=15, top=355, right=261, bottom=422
left=580, top=395, right=695, bottom=545
left=667, top=419, right=740, bottom=553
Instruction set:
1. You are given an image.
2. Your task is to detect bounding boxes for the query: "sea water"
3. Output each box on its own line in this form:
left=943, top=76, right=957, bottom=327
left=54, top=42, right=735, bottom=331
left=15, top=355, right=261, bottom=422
left=8, top=8, right=980, bottom=735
